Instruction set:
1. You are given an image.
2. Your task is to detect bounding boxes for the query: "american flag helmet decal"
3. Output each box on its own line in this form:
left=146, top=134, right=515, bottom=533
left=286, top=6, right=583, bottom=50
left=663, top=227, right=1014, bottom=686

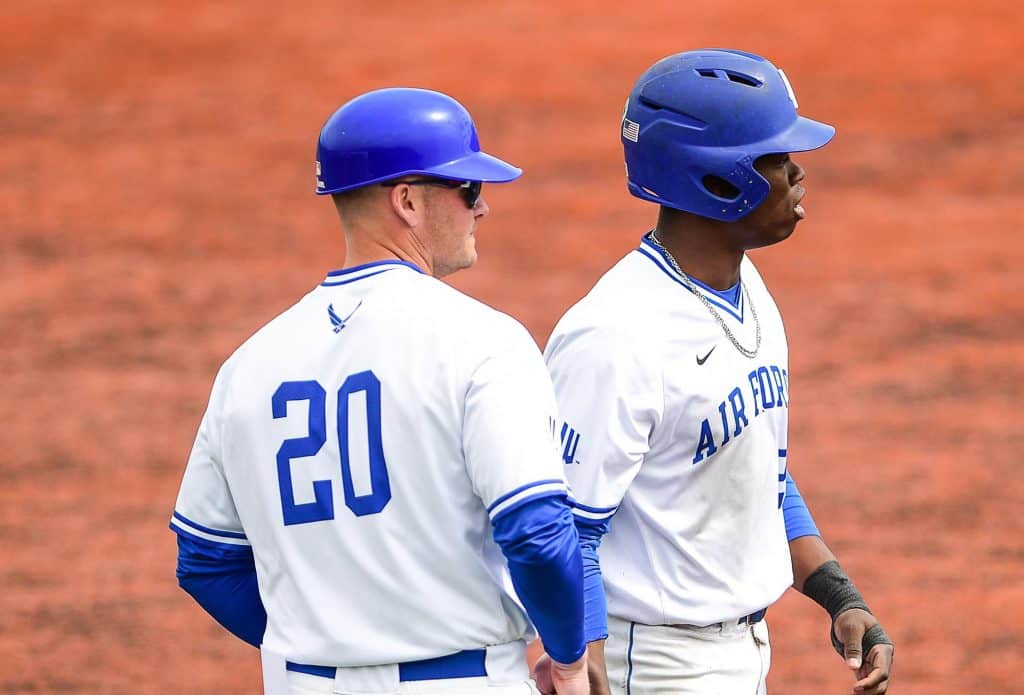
left=622, top=118, right=640, bottom=142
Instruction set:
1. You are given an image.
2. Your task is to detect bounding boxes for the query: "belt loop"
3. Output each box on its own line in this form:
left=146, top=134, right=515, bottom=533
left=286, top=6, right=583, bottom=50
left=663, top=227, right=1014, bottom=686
left=484, top=641, right=528, bottom=683
left=261, top=647, right=290, bottom=694
left=332, top=664, right=399, bottom=694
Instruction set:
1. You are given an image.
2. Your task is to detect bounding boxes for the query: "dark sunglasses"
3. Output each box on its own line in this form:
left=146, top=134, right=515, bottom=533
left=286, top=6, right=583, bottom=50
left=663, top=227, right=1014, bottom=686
left=381, top=178, right=483, bottom=208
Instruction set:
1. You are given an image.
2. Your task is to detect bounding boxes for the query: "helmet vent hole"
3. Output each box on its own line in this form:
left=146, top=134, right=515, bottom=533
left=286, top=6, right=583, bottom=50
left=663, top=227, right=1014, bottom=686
left=695, top=69, right=762, bottom=88
left=702, top=175, right=741, bottom=201
left=725, top=72, right=761, bottom=87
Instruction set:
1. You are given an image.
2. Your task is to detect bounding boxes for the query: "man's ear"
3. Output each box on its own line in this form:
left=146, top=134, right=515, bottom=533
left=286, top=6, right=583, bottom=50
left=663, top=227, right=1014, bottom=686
left=388, top=183, right=421, bottom=228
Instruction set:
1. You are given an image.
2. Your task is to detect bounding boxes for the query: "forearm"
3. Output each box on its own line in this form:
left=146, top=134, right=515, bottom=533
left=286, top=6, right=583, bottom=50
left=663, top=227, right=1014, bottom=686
left=178, top=568, right=267, bottom=647
left=574, top=511, right=612, bottom=693
left=575, top=515, right=610, bottom=643
left=175, top=533, right=267, bottom=647
left=506, top=548, right=584, bottom=664
left=789, top=534, right=836, bottom=591
left=493, top=496, right=586, bottom=665
left=585, top=639, right=612, bottom=695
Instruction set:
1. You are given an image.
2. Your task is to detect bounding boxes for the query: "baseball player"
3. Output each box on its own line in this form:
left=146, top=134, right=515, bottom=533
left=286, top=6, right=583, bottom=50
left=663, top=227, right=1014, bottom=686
left=540, top=50, right=894, bottom=694
left=170, top=88, right=588, bottom=695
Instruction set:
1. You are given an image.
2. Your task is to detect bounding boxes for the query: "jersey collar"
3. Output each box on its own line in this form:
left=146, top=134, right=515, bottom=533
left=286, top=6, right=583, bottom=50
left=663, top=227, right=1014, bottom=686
left=636, top=232, right=747, bottom=322
left=321, top=260, right=425, bottom=287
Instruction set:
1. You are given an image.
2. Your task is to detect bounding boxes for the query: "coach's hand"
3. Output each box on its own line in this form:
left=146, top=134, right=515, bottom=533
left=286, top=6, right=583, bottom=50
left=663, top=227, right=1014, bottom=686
left=834, top=608, right=894, bottom=694
left=531, top=652, right=589, bottom=695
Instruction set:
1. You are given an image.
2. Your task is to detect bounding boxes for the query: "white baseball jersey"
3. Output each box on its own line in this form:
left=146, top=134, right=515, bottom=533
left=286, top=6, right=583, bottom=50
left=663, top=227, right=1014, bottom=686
left=171, top=260, right=568, bottom=666
left=545, top=235, right=793, bottom=627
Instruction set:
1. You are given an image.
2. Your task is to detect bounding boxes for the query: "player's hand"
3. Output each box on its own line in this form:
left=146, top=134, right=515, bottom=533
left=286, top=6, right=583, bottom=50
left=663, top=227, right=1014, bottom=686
left=531, top=652, right=589, bottom=695
left=834, top=608, right=894, bottom=694
left=531, top=653, right=555, bottom=693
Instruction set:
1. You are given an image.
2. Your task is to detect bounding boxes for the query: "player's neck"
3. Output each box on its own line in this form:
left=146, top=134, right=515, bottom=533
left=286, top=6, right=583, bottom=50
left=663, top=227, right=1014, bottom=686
left=341, top=234, right=434, bottom=276
left=654, top=213, right=744, bottom=290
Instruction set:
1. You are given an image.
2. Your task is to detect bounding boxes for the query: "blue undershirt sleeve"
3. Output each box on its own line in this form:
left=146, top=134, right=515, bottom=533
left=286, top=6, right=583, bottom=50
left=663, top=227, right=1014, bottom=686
left=782, top=472, right=821, bottom=541
left=174, top=532, right=267, bottom=647
left=574, top=514, right=611, bottom=643
left=491, top=495, right=585, bottom=665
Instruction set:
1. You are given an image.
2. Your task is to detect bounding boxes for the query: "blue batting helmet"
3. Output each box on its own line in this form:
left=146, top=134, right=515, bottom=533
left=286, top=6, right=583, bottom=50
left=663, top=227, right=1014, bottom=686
left=315, top=88, right=522, bottom=195
left=621, top=49, right=835, bottom=221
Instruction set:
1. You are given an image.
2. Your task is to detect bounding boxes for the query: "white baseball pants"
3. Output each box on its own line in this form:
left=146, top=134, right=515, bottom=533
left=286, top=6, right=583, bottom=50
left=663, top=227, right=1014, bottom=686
left=284, top=672, right=540, bottom=695
left=604, top=615, right=771, bottom=695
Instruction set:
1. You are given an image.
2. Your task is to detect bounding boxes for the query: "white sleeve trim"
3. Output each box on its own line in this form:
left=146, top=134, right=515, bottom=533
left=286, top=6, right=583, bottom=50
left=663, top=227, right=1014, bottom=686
left=571, top=505, right=618, bottom=521
left=170, top=512, right=251, bottom=546
left=487, top=480, right=567, bottom=520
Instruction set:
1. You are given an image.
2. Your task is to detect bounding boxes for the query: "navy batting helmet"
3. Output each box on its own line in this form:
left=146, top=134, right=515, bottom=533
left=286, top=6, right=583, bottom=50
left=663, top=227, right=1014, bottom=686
left=622, top=49, right=835, bottom=221
left=315, top=88, right=522, bottom=195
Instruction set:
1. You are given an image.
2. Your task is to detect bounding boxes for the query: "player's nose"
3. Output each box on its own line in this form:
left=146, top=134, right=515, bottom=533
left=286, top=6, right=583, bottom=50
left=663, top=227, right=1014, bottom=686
left=789, top=158, right=806, bottom=185
left=473, top=196, right=490, bottom=218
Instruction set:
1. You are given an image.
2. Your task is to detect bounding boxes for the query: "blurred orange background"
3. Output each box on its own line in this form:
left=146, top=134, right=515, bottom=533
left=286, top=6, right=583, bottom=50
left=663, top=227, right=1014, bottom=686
left=2, top=2, right=1022, bottom=693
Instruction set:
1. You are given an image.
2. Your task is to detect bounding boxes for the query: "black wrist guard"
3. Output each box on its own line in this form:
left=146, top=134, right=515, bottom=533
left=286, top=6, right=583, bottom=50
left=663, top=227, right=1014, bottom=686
left=862, top=624, right=895, bottom=655
left=802, top=560, right=871, bottom=656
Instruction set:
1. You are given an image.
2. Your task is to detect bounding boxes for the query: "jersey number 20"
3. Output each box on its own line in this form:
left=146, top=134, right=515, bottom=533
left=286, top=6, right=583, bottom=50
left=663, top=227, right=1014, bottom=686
left=272, top=371, right=391, bottom=525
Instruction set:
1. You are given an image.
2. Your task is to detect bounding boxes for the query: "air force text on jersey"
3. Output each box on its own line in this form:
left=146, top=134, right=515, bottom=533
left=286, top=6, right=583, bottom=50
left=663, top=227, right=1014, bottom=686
left=693, top=363, right=790, bottom=465
left=557, top=362, right=790, bottom=469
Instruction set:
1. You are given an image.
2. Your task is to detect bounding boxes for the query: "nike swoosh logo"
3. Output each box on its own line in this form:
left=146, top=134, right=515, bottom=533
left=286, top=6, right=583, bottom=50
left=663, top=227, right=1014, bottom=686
left=696, top=346, right=716, bottom=365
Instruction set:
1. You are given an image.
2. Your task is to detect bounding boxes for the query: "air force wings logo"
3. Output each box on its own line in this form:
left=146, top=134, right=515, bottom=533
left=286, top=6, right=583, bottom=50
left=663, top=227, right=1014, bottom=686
left=327, top=300, right=363, bottom=333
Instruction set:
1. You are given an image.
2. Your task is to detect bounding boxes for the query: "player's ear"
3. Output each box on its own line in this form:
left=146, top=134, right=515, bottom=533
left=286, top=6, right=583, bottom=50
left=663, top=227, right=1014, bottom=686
left=387, top=183, right=422, bottom=229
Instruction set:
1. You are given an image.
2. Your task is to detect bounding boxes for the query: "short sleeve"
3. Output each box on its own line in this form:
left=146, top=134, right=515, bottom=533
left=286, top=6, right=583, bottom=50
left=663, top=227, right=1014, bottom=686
left=462, top=325, right=568, bottom=521
left=170, top=366, right=250, bottom=547
left=544, top=324, right=663, bottom=524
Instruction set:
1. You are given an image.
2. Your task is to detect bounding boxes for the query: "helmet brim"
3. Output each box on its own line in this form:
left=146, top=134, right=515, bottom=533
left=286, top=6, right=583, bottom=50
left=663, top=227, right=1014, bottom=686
left=756, top=115, right=836, bottom=155
left=426, top=150, right=523, bottom=183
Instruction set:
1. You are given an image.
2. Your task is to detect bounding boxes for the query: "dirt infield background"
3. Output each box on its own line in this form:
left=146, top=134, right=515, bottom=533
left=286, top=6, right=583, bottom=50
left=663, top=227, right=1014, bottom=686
left=2, top=1, right=1022, bottom=693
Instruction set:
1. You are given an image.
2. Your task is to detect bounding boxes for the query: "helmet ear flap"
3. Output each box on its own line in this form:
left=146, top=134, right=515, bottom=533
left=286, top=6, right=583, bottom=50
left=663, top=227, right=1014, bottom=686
left=701, top=175, right=741, bottom=201
left=713, top=156, right=771, bottom=219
